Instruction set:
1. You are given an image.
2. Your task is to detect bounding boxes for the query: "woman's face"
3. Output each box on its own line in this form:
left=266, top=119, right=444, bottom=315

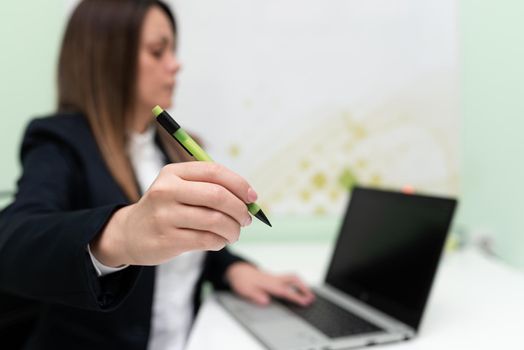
left=136, top=6, right=180, bottom=118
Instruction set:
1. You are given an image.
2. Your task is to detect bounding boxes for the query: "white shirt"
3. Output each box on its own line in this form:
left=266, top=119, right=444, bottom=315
left=88, top=126, right=205, bottom=350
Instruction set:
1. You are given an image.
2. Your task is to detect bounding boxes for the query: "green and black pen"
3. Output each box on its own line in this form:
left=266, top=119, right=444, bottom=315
left=153, top=105, right=272, bottom=227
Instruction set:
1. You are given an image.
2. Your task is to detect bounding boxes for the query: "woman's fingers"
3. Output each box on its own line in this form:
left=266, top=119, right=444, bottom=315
left=243, top=289, right=271, bottom=306
left=165, top=162, right=257, bottom=204
left=173, top=179, right=252, bottom=227
left=264, top=275, right=315, bottom=306
left=226, top=264, right=314, bottom=308
left=170, top=204, right=241, bottom=244
left=163, top=227, right=229, bottom=253
left=282, top=275, right=316, bottom=302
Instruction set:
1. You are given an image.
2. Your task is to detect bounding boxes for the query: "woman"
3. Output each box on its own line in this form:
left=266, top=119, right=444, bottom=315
left=0, top=1, right=313, bottom=349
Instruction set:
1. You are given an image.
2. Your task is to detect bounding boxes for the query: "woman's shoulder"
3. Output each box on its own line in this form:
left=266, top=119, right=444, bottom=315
left=25, top=112, right=89, bottom=136
left=23, top=113, right=93, bottom=144
left=21, top=112, right=96, bottom=158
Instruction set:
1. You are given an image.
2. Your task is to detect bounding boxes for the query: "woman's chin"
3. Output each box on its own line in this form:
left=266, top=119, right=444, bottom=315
left=160, top=98, right=173, bottom=109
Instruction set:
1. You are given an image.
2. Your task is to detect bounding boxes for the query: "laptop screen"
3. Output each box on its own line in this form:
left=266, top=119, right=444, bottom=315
left=325, top=187, right=456, bottom=330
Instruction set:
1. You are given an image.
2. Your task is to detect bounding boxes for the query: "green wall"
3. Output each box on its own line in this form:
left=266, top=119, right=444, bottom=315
left=0, top=1, right=523, bottom=268
left=0, top=2, right=64, bottom=198
left=458, top=0, right=524, bottom=268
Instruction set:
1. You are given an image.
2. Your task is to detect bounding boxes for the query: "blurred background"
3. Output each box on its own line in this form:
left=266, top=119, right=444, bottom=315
left=0, top=0, right=523, bottom=269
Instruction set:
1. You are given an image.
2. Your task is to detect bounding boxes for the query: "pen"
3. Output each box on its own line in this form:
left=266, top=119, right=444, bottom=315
left=153, top=105, right=272, bottom=227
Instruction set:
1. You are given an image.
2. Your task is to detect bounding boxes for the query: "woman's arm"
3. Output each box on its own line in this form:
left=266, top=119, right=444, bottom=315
left=0, top=129, right=140, bottom=311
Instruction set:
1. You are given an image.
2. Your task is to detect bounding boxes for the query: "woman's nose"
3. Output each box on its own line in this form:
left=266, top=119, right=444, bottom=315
left=168, top=53, right=181, bottom=74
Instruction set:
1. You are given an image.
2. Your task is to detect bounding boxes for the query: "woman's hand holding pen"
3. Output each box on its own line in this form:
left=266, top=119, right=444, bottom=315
left=90, top=162, right=256, bottom=267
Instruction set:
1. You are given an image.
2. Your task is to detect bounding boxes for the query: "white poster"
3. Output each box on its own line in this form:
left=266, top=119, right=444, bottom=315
left=171, top=0, right=459, bottom=216
left=65, top=0, right=459, bottom=216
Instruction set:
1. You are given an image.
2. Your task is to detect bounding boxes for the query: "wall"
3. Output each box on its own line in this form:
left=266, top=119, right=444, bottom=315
left=0, top=1, right=523, bottom=269
left=171, top=0, right=459, bottom=218
left=458, top=0, right=524, bottom=268
left=0, top=2, right=65, bottom=202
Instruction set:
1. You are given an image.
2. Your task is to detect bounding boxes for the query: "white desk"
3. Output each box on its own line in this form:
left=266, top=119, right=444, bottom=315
left=186, top=243, right=524, bottom=349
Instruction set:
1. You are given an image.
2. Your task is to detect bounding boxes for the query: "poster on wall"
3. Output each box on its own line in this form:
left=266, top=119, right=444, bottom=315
left=65, top=0, right=459, bottom=217
left=171, top=0, right=459, bottom=216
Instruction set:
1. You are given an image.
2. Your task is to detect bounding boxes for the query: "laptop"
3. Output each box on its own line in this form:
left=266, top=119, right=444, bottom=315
left=216, top=186, right=457, bottom=350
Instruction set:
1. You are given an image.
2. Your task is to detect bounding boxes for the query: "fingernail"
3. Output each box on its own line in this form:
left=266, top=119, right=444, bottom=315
left=247, top=188, right=258, bottom=203
left=243, top=215, right=252, bottom=227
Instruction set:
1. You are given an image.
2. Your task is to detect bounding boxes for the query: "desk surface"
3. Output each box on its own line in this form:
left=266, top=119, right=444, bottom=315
left=186, top=243, right=524, bottom=349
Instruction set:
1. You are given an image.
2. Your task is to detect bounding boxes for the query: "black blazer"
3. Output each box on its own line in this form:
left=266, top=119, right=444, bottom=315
left=0, top=113, right=244, bottom=349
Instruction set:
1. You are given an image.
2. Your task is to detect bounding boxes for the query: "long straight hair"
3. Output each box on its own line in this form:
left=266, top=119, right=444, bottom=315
left=57, top=0, right=191, bottom=201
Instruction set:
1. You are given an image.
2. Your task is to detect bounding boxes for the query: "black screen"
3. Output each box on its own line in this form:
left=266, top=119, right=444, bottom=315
left=325, top=187, right=456, bottom=330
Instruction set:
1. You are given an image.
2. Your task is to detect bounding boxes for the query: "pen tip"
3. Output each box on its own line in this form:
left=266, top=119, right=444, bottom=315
left=254, top=210, right=272, bottom=227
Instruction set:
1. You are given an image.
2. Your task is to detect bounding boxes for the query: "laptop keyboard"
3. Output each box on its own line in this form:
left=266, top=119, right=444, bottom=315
left=280, top=293, right=383, bottom=338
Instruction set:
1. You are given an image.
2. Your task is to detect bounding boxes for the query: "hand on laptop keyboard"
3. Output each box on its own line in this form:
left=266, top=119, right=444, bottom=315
left=226, top=262, right=316, bottom=306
